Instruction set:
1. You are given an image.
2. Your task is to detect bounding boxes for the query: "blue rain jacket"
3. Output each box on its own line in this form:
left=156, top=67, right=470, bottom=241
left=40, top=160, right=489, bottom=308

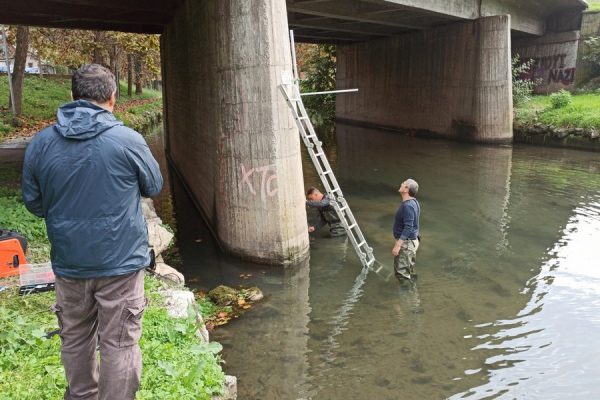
left=21, top=100, right=163, bottom=278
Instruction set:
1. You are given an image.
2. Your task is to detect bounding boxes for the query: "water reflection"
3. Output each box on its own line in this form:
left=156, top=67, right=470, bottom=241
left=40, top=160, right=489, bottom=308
left=451, top=196, right=600, bottom=399
left=154, top=123, right=600, bottom=399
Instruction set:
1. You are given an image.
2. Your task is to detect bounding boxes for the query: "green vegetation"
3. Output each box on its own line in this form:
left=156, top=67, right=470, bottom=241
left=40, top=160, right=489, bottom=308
left=515, top=93, right=600, bottom=129
left=1, top=136, right=226, bottom=398
left=0, top=75, right=162, bottom=140
left=297, top=44, right=337, bottom=127
left=512, top=55, right=538, bottom=106
left=549, top=89, right=573, bottom=109
left=586, top=0, right=600, bottom=12
left=0, top=276, right=225, bottom=400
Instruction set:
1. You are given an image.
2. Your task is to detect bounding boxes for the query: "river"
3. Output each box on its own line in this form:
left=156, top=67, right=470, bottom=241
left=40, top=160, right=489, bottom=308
left=2, top=122, right=600, bottom=399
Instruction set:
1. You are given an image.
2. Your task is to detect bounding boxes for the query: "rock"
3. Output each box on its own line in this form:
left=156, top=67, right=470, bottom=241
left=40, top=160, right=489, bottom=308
left=141, top=198, right=174, bottom=256
left=590, top=129, right=600, bottom=140
left=244, top=286, right=264, bottom=302
left=147, top=220, right=174, bottom=255
left=161, top=289, right=209, bottom=342
left=213, top=375, right=237, bottom=400
left=554, top=128, right=570, bottom=139
left=571, top=128, right=585, bottom=136
left=154, top=261, right=185, bottom=285
left=208, top=285, right=238, bottom=306
left=161, top=289, right=195, bottom=318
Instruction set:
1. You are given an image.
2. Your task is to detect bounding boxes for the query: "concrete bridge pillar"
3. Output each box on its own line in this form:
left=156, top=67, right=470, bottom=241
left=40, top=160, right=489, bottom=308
left=161, top=0, right=309, bottom=264
left=336, top=15, right=513, bottom=143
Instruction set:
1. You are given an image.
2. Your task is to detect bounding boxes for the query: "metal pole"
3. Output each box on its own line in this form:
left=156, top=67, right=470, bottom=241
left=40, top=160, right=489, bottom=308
left=1, top=25, right=16, bottom=116
left=300, top=88, right=359, bottom=96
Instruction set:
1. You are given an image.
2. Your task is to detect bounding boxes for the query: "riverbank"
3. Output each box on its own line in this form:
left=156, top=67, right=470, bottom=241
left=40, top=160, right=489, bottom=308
left=514, top=93, right=600, bottom=151
left=0, top=75, right=162, bottom=143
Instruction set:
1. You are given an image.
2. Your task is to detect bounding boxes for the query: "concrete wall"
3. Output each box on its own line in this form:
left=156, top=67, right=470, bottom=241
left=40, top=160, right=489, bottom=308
left=575, top=11, right=600, bottom=87
left=513, top=31, right=580, bottom=94
left=161, top=0, right=309, bottom=264
left=336, top=15, right=513, bottom=143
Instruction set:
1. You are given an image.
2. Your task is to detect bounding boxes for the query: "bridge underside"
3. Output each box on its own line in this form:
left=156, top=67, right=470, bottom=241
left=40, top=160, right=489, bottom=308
left=0, top=0, right=587, bottom=264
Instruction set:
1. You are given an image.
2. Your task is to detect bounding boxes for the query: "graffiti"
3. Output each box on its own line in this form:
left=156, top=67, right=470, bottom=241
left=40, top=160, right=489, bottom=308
left=523, top=53, right=576, bottom=86
left=548, top=67, right=576, bottom=85
left=240, top=163, right=278, bottom=203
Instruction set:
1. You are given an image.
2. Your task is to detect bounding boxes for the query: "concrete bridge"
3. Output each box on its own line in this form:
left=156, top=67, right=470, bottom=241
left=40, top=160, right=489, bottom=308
left=0, top=0, right=588, bottom=264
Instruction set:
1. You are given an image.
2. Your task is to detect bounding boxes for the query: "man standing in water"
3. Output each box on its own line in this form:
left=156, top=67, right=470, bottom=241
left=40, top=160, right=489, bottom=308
left=306, top=187, right=346, bottom=237
left=392, top=179, right=421, bottom=280
left=22, top=64, right=163, bottom=399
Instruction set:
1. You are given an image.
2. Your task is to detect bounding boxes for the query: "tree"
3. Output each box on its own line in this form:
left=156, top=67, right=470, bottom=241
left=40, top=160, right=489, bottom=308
left=3, top=25, right=29, bottom=117
left=296, top=44, right=337, bottom=127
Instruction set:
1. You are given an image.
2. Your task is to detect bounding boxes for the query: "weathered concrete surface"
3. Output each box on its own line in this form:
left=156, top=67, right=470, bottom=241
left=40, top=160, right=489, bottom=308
left=161, top=0, right=309, bottom=265
left=513, top=31, right=580, bottom=94
left=288, top=0, right=586, bottom=42
left=336, top=15, right=512, bottom=143
left=575, top=11, right=600, bottom=87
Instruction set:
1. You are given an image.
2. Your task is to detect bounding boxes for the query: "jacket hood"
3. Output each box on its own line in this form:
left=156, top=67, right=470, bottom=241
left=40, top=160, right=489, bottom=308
left=56, top=100, right=123, bottom=140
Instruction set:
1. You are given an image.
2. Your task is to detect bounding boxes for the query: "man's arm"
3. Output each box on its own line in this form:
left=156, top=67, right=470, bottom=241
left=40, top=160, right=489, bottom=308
left=306, top=197, right=330, bottom=232
left=21, top=143, right=45, bottom=218
left=125, top=135, right=164, bottom=197
left=392, top=205, right=416, bottom=256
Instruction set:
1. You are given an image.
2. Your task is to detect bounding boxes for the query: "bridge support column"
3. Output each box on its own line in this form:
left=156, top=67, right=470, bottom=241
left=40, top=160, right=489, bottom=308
left=161, top=0, right=309, bottom=264
left=336, top=15, right=513, bottom=143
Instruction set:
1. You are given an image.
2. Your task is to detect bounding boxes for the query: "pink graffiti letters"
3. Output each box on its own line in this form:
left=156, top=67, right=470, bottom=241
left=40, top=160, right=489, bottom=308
left=239, top=163, right=278, bottom=203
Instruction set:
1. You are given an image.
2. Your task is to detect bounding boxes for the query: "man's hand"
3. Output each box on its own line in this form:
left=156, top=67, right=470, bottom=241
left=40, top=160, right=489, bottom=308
left=308, top=226, right=315, bottom=233
left=392, top=240, right=403, bottom=256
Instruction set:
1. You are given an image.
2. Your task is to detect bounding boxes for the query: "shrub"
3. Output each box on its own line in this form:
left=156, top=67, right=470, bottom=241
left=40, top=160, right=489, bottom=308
left=549, top=89, right=573, bottom=109
left=512, top=55, right=538, bottom=106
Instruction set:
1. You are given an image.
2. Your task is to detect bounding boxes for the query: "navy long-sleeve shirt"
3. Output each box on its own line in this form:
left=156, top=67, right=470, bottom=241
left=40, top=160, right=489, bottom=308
left=393, top=198, right=420, bottom=240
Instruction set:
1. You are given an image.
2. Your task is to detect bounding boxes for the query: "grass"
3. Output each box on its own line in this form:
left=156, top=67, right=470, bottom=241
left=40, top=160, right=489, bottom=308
left=0, top=75, right=162, bottom=140
left=586, top=1, right=600, bottom=12
left=514, top=93, right=600, bottom=129
left=0, top=164, right=227, bottom=398
left=0, top=275, right=225, bottom=400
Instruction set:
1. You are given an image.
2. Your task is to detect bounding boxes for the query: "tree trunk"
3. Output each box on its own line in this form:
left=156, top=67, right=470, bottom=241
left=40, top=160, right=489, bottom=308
left=93, top=31, right=105, bottom=65
left=127, top=53, right=133, bottom=97
left=10, top=26, right=29, bottom=117
left=134, top=54, right=143, bottom=95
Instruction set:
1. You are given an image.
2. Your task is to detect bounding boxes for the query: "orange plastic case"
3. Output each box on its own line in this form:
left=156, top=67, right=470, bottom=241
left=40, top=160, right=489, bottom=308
left=0, top=238, right=28, bottom=278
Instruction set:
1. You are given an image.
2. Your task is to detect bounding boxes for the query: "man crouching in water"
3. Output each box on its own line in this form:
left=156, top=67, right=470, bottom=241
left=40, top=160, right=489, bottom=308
left=306, top=187, right=346, bottom=237
left=392, top=179, right=421, bottom=280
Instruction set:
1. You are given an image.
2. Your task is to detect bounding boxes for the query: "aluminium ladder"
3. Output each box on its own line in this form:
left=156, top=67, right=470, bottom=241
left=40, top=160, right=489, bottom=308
left=280, top=74, right=387, bottom=276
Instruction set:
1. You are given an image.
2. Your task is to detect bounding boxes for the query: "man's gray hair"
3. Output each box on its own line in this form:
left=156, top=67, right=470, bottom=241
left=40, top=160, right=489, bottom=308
left=405, top=178, right=419, bottom=197
left=72, top=64, right=116, bottom=103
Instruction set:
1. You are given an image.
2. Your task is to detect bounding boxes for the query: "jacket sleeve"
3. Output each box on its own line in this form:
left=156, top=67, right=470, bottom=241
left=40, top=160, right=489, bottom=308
left=21, top=141, right=45, bottom=218
left=125, top=135, right=164, bottom=197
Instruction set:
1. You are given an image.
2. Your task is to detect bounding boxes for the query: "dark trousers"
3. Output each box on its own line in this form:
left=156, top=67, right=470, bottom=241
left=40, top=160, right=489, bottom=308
left=52, top=269, right=147, bottom=400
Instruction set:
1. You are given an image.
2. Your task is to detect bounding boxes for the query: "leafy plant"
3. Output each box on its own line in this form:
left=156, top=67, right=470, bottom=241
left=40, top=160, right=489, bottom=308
left=549, top=89, right=573, bottom=109
left=512, top=54, right=538, bottom=106
left=297, top=44, right=337, bottom=127
left=0, top=276, right=226, bottom=399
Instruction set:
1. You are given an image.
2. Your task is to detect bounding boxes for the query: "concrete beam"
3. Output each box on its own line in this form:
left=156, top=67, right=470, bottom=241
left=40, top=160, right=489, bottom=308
left=287, top=0, right=425, bottom=30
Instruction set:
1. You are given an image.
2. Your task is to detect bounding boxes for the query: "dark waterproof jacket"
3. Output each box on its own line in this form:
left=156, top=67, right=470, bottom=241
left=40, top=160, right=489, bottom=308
left=21, top=100, right=163, bottom=278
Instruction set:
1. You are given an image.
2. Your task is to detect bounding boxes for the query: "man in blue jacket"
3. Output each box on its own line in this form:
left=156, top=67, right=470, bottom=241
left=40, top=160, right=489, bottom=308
left=392, top=179, right=421, bottom=281
left=22, top=64, right=163, bottom=400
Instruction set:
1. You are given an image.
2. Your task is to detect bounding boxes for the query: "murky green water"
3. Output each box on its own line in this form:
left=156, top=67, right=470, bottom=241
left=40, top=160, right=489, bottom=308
left=3, top=123, right=600, bottom=399
left=159, top=124, right=600, bottom=400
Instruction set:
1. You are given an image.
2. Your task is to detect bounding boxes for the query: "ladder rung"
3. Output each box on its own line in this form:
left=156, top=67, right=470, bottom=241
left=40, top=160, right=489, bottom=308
left=357, top=241, right=366, bottom=248
left=299, top=116, right=309, bottom=120
left=314, top=152, right=324, bottom=157
left=339, top=206, right=348, bottom=212
left=348, top=223, right=357, bottom=230
left=322, top=170, right=332, bottom=175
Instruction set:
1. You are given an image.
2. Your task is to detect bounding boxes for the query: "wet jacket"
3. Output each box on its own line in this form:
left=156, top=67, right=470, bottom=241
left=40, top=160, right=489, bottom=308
left=307, top=194, right=341, bottom=230
left=21, top=100, right=163, bottom=278
left=393, top=198, right=420, bottom=240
